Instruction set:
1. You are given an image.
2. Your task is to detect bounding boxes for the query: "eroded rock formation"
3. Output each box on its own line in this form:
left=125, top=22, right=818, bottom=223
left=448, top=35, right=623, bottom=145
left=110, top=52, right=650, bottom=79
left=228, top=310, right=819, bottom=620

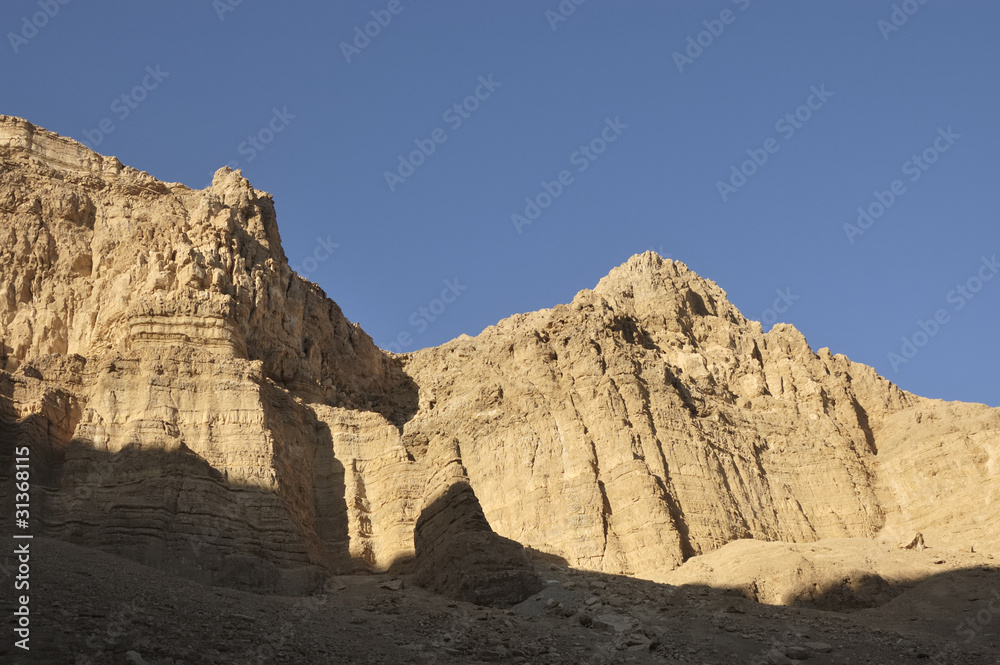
left=412, top=437, right=542, bottom=606
left=1, top=116, right=997, bottom=599
left=0, top=115, right=423, bottom=590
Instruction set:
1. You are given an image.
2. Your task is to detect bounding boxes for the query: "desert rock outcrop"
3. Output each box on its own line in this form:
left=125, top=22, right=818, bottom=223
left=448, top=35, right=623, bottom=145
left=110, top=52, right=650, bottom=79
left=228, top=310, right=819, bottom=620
left=1, top=116, right=997, bottom=597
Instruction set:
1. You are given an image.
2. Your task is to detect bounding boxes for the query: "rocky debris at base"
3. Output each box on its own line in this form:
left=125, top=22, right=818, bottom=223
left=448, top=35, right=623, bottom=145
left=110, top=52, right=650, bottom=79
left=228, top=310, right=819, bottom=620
left=15, top=537, right=999, bottom=665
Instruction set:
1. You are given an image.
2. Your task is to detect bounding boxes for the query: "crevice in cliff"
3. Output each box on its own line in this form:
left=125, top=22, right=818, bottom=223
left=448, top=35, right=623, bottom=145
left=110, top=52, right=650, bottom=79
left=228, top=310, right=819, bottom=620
left=851, top=396, right=877, bottom=455
left=664, top=364, right=699, bottom=417
left=596, top=478, right=612, bottom=559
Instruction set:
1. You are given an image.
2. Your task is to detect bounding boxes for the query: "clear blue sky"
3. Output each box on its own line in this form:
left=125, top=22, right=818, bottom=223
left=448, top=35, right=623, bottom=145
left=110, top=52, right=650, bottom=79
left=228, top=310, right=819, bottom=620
left=3, top=1, right=998, bottom=406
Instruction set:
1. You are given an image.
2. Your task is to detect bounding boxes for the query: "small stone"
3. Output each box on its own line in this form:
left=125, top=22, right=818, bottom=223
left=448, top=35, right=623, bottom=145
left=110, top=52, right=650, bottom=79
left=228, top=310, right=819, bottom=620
left=378, top=579, right=403, bottom=591
left=125, top=652, right=148, bottom=665
left=590, top=581, right=607, bottom=589
left=766, top=650, right=796, bottom=665
left=324, top=578, right=347, bottom=592
left=585, top=595, right=600, bottom=606
left=804, top=641, right=833, bottom=653
left=592, top=612, right=637, bottom=634
left=785, top=645, right=809, bottom=659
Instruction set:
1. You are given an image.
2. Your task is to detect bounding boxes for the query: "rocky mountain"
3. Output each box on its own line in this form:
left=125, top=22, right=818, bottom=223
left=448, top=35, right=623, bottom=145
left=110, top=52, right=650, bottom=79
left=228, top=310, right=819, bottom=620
left=1, top=115, right=998, bottom=612
left=403, top=255, right=1000, bottom=579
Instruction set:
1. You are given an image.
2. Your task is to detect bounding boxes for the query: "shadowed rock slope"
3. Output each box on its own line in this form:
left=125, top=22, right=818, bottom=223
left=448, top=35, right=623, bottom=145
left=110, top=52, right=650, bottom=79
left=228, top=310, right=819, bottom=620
left=1, top=116, right=997, bottom=598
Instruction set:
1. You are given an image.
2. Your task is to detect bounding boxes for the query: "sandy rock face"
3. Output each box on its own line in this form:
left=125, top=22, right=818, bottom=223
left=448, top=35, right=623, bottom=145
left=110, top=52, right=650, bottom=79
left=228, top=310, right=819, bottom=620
left=402, top=253, right=926, bottom=578
left=873, top=400, right=1000, bottom=550
left=1, top=116, right=997, bottom=595
left=0, top=116, right=423, bottom=586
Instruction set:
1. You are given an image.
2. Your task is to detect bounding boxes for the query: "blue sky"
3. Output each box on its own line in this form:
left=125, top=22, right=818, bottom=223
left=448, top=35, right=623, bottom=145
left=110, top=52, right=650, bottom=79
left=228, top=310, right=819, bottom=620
left=3, top=1, right=998, bottom=406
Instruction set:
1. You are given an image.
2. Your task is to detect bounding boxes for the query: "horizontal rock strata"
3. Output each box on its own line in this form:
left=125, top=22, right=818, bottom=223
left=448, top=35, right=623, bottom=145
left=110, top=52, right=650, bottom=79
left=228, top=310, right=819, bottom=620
left=1, top=116, right=996, bottom=595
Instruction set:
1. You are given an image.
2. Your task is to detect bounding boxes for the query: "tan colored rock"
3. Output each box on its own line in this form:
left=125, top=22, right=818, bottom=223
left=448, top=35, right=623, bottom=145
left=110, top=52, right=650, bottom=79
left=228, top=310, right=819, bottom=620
left=401, top=253, right=926, bottom=578
left=665, top=538, right=905, bottom=610
left=411, top=437, right=542, bottom=606
left=874, top=401, right=1000, bottom=551
left=0, top=116, right=419, bottom=585
left=2, top=116, right=998, bottom=598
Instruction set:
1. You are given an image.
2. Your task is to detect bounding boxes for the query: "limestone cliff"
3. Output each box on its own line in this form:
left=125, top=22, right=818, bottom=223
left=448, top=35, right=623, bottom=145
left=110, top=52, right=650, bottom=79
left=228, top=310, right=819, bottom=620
left=0, top=115, right=422, bottom=588
left=0, top=116, right=996, bottom=596
left=403, top=254, right=910, bottom=578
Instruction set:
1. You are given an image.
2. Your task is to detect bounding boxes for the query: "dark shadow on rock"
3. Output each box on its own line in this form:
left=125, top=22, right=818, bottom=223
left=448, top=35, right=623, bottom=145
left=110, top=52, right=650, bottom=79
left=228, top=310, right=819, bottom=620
left=372, top=355, right=419, bottom=431
left=310, top=417, right=354, bottom=574
left=0, top=388, right=353, bottom=596
left=412, top=480, right=543, bottom=608
left=8, top=536, right=999, bottom=665
left=791, top=571, right=897, bottom=611
left=523, top=545, right=571, bottom=568
left=717, top=569, right=900, bottom=612
left=505, top=561, right=1000, bottom=661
